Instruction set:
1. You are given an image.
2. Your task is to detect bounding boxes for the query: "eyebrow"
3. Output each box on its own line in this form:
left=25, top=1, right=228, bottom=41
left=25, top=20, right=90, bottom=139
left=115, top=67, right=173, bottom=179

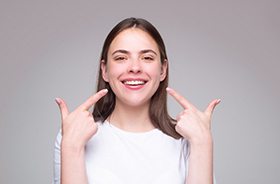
left=140, top=49, right=158, bottom=55
left=112, top=49, right=158, bottom=56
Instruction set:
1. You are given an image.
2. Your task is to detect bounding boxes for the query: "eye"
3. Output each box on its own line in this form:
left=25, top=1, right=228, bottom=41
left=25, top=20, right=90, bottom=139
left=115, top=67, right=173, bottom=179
left=114, top=56, right=127, bottom=61
left=144, top=56, right=153, bottom=60
left=142, top=55, right=155, bottom=61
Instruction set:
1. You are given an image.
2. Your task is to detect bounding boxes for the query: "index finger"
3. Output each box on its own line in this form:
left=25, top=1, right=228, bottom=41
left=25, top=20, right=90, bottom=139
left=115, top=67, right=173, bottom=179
left=166, top=87, right=195, bottom=110
left=79, top=89, right=108, bottom=111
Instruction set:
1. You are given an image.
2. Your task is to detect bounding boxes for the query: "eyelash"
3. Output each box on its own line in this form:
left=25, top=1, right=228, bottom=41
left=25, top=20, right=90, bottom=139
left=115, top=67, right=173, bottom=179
left=143, top=56, right=154, bottom=61
left=113, top=55, right=155, bottom=61
left=115, top=56, right=126, bottom=61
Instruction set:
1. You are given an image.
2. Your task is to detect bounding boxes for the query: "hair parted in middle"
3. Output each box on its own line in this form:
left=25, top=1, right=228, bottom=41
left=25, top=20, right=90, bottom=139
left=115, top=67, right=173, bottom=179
left=93, top=17, right=181, bottom=139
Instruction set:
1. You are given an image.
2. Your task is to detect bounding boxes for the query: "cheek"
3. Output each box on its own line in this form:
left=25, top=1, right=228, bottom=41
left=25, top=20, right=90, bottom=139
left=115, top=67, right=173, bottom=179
left=106, top=63, right=124, bottom=80
left=147, top=65, right=162, bottom=79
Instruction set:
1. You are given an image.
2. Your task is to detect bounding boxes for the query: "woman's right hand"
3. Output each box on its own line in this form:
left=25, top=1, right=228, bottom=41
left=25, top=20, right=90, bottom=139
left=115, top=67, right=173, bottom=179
left=55, top=89, right=108, bottom=151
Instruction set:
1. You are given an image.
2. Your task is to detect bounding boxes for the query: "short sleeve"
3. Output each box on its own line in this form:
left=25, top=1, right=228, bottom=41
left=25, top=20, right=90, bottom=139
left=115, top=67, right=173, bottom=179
left=53, top=130, right=62, bottom=184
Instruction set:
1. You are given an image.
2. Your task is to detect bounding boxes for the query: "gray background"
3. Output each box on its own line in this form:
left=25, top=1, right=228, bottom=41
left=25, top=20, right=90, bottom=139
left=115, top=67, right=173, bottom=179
left=0, top=0, right=279, bottom=183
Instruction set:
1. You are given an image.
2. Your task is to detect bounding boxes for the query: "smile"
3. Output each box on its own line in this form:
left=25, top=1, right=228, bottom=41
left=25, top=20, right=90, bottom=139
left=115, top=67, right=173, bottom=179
left=123, top=80, right=146, bottom=86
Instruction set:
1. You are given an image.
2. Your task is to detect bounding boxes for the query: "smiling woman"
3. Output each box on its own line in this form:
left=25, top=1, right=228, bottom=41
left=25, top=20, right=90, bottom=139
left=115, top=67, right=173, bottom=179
left=93, top=18, right=175, bottom=137
left=53, top=17, right=220, bottom=184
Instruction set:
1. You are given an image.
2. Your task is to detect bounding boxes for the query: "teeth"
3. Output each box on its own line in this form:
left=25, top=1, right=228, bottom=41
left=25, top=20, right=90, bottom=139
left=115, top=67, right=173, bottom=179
left=124, top=80, right=145, bottom=85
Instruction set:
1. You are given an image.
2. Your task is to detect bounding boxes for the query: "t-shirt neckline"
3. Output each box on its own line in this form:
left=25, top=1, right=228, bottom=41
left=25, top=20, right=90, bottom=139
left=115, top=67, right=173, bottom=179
left=104, top=120, right=159, bottom=136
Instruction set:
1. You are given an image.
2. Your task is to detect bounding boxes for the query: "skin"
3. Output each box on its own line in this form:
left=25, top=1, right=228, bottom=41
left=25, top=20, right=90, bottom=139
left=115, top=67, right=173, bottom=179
left=56, top=89, right=108, bottom=184
left=101, top=28, right=167, bottom=132
left=55, top=28, right=220, bottom=184
left=166, top=87, right=220, bottom=184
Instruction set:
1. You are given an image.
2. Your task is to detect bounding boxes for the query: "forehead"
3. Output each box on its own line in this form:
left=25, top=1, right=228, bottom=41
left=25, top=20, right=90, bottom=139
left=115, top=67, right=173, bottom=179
left=108, top=28, right=159, bottom=54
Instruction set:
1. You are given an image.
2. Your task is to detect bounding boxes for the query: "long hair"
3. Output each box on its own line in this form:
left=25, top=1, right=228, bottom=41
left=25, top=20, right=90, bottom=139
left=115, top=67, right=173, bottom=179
left=93, top=17, right=181, bottom=139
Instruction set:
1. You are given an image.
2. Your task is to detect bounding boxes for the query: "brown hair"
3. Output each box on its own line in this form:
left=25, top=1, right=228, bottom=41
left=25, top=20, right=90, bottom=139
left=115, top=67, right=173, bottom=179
left=93, top=17, right=181, bottom=139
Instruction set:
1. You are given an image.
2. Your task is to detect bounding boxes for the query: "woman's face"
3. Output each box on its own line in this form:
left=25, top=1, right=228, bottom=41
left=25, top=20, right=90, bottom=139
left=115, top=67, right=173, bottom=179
left=101, top=28, right=167, bottom=108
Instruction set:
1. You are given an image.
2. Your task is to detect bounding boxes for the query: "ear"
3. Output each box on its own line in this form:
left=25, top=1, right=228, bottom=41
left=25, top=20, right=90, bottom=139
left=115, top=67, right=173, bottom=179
left=101, top=60, right=109, bottom=82
left=160, top=59, right=168, bottom=81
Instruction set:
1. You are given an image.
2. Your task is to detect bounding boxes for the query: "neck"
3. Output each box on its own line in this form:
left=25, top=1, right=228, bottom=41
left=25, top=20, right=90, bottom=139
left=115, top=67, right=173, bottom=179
left=108, top=100, right=155, bottom=132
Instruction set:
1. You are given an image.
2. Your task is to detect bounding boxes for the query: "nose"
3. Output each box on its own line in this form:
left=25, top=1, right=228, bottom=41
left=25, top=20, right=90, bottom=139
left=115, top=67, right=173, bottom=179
left=128, top=59, right=142, bottom=74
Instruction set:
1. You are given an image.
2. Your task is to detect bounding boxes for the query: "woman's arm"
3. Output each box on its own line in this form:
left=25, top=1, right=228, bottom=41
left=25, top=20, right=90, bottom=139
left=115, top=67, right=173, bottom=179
left=55, top=89, right=108, bottom=184
left=186, top=136, right=214, bottom=184
left=166, top=87, right=219, bottom=184
left=60, top=143, right=88, bottom=184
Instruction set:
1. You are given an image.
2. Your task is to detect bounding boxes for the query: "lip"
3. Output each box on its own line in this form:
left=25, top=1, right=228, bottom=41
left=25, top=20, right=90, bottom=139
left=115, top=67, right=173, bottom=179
left=121, top=78, right=148, bottom=90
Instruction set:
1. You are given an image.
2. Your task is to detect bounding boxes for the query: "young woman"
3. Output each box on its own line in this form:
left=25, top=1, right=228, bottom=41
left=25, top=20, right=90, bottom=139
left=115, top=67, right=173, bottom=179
left=54, top=17, right=220, bottom=184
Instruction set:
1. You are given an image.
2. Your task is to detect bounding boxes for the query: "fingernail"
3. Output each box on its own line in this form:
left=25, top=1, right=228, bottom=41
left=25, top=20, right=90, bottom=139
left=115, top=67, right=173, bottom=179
left=55, top=98, right=61, bottom=104
left=216, top=99, right=221, bottom=104
left=103, top=89, right=108, bottom=93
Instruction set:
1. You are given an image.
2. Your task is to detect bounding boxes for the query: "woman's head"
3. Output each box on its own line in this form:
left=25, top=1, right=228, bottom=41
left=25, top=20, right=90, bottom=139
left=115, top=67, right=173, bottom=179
left=100, top=17, right=168, bottom=66
left=93, top=17, right=181, bottom=139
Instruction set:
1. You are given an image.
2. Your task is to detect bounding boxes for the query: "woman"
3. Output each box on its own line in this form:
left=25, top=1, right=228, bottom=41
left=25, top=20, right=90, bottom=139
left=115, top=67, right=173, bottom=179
left=54, top=17, right=220, bottom=184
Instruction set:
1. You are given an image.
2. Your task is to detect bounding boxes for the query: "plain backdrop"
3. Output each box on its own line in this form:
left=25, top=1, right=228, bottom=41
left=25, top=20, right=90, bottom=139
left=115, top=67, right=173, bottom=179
left=0, top=0, right=279, bottom=183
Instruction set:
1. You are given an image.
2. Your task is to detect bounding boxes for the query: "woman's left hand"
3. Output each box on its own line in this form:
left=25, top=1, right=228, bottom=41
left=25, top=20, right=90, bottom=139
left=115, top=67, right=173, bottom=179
left=166, top=87, right=220, bottom=145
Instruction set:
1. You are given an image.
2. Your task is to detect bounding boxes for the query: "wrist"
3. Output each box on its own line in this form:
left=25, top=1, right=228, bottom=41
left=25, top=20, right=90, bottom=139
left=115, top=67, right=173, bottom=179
left=188, top=133, right=213, bottom=148
left=188, top=137, right=213, bottom=160
left=61, top=139, right=85, bottom=155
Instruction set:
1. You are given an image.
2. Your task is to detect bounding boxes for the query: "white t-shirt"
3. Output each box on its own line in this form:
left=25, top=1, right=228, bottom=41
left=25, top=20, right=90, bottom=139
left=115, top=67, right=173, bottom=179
left=53, top=121, right=189, bottom=184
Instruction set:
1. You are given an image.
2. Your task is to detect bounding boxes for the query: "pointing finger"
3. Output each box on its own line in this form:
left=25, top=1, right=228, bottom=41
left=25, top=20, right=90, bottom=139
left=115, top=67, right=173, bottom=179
left=55, top=98, right=69, bottom=120
left=79, top=89, right=108, bottom=111
left=205, top=99, right=221, bottom=117
left=166, top=87, right=195, bottom=110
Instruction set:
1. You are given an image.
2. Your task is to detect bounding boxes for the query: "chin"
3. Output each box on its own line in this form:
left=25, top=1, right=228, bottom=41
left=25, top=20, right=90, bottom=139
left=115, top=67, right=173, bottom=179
left=117, top=97, right=151, bottom=108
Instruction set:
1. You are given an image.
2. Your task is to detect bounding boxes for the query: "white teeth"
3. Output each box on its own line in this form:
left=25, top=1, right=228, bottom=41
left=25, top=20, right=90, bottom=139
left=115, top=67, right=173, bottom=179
left=124, top=80, right=145, bottom=85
